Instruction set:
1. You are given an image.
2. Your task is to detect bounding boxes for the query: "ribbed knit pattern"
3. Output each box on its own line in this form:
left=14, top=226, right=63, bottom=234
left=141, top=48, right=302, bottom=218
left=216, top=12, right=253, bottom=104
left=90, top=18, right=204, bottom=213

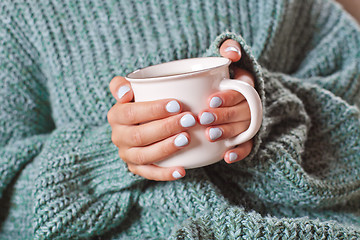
left=0, top=0, right=359, bottom=239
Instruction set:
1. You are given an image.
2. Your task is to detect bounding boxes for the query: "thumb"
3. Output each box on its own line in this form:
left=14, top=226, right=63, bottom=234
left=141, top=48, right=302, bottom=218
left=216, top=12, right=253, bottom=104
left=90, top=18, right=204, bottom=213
left=109, top=76, right=134, bottom=103
left=219, top=39, right=242, bottom=62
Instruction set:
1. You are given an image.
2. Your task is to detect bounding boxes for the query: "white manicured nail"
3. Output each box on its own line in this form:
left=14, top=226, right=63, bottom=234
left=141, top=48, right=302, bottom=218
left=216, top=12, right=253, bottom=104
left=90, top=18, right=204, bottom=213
left=200, top=112, right=215, bottom=125
left=180, top=114, right=196, bottom=127
left=117, top=85, right=131, bottom=99
left=166, top=100, right=180, bottom=113
left=225, top=46, right=241, bottom=55
left=209, top=128, right=222, bottom=140
left=210, top=97, right=222, bottom=108
left=172, top=170, right=183, bottom=179
left=174, top=134, right=189, bottom=147
left=229, top=152, right=238, bottom=162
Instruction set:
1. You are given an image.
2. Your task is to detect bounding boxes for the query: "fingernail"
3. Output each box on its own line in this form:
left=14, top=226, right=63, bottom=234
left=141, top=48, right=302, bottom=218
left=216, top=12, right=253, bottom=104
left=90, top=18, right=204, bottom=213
left=166, top=100, right=180, bottom=113
left=174, top=134, right=189, bottom=147
left=229, top=152, right=238, bottom=162
left=180, top=114, right=196, bottom=127
left=117, top=85, right=131, bottom=99
left=200, top=112, right=215, bottom=125
left=172, top=170, right=183, bottom=179
left=210, top=97, right=222, bottom=108
left=209, top=128, right=222, bottom=140
left=225, top=46, right=241, bottom=56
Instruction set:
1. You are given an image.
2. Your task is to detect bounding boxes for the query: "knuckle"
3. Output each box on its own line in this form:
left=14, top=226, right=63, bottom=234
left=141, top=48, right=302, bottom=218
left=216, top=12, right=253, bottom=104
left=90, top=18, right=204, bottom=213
left=122, top=104, right=136, bottom=123
left=133, top=151, right=147, bottom=165
left=127, top=164, right=137, bottom=174
left=223, top=108, right=235, bottom=122
left=111, top=132, right=119, bottom=146
left=229, top=92, right=238, bottom=104
left=107, top=107, right=115, bottom=123
left=150, top=102, right=163, bottom=117
left=163, top=118, right=176, bottom=136
left=223, top=125, right=234, bottom=138
left=118, top=149, right=127, bottom=161
left=130, top=128, right=144, bottom=146
left=161, top=141, right=175, bottom=156
left=224, top=90, right=239, bottom=105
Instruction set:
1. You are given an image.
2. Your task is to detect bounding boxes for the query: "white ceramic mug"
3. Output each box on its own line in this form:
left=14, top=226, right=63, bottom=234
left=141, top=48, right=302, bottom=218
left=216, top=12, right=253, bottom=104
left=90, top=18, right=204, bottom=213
left=126, top=57, right=262, bottom=169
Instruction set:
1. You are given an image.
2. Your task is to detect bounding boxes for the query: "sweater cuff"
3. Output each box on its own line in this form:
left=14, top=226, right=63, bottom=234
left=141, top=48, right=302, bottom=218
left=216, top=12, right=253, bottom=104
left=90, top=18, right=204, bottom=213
left=203, top=32, right=266, bottom=162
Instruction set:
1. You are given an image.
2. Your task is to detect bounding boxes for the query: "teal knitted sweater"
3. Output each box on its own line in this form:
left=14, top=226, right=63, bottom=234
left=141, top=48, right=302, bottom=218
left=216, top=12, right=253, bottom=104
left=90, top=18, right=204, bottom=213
left=1, top=0, right=359, bottom=239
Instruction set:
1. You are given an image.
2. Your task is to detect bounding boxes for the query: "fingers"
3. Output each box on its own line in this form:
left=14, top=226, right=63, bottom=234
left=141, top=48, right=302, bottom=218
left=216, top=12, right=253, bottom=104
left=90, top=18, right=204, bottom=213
left=219, top=39, right=242, bottom=62
left=224, top=140, right=253, bottom=164
left=199, top=60, right=256, bottom=164
left=199, top=101, right=250, bottom=126
left=204, top=121, right=250, bottom=142
left=109, top=76, right=134, bottom=103
left=127, top=163, right=186, bottom=181
left=207, top=68, right=255, bottom=107
left=112, top=112, right=196, bottom=147
left=108, top=99, right=183, bottom=125
left=108, top=76, right=193, bottom=181
left=119, top=132, right=191, bottom=165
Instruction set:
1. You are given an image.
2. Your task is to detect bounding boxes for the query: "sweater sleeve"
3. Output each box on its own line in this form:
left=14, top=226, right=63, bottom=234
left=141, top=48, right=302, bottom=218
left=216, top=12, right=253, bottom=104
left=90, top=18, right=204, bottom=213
left=0, top=17, right=54, bottom=198
left=201, top=0, right=360, bottom=212
left=203, top=32, right=266, bottom=164
left=0, top=15, right=145, bottom=240
left=170, top=14, right=360, bottom=236
left=33, top=123, right=145, bottom=239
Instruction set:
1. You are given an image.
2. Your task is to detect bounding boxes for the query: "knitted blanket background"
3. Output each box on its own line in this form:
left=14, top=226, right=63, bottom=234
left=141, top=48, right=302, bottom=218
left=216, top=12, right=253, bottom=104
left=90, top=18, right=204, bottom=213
left=0, top=0, right=359, bottom=239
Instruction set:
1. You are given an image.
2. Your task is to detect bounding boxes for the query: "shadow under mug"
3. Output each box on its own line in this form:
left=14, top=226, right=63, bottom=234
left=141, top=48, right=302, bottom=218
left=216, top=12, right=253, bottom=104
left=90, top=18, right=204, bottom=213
left=126, top=57, right=262, bottom=169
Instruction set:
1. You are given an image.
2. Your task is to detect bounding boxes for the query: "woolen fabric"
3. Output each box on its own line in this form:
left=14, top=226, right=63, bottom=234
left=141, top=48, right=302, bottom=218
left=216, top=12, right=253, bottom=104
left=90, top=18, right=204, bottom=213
left=0, top=0, right=359, bottom=239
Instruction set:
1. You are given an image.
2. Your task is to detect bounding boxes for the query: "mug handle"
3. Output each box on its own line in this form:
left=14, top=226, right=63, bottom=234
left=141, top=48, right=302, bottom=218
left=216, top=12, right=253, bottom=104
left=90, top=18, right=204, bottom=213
left=219, top=79, right=263, bottom=148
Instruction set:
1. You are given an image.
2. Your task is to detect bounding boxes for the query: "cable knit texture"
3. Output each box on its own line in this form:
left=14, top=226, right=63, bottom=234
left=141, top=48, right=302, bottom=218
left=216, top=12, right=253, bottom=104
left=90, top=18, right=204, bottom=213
left=0, top=0, right=359, bottom=239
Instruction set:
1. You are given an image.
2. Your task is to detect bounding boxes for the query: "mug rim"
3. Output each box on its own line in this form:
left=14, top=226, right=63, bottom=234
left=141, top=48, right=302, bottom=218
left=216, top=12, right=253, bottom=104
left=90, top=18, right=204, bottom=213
left=125, top=57, right=231, bottom=82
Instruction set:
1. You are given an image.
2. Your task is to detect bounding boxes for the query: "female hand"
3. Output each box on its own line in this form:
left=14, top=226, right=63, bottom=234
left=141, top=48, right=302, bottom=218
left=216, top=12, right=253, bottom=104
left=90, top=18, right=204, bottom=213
left=107, top=77, right=196, bottom=181
left=199, top=39, right=255, bottom=164
left=108, top=39, right=256, bottom=181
